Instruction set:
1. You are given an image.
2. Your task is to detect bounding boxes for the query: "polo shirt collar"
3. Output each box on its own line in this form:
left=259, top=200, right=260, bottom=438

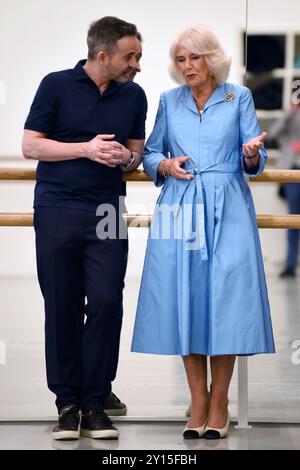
left=73, top=59, right=90, bottom=80
left=73, top=59, right=121, bottom=95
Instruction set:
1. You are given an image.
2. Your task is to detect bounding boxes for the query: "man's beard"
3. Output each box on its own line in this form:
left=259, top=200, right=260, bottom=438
left=114, top=68, right=134, bottom=83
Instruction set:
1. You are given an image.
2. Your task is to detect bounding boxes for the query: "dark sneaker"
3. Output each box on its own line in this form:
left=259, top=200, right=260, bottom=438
left=52, top=404, right=80, bottom=440
left=80, top=409, right=119, bottom=439
left=103, top=392, right=127, bottom=416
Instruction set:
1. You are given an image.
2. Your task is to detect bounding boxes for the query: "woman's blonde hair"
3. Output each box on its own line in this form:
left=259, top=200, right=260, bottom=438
left=169, top=25, right=231, bottom=85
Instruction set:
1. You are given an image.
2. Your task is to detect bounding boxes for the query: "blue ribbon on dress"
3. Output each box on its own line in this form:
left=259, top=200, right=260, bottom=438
left=172, top=162, right=241, bottom=260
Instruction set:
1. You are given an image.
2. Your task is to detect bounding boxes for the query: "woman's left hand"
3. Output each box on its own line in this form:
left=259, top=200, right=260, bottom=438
left=243, top=132, right=267, bottom=159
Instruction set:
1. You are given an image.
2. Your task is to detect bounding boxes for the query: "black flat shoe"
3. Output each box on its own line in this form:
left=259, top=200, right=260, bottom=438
left=183, top=421, right=207, bottom=439
left=204, top=414, right=230, bottom=440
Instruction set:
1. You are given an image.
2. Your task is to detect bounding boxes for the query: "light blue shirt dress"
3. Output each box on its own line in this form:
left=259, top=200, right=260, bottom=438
left=131, top=83, right=275, bottom=356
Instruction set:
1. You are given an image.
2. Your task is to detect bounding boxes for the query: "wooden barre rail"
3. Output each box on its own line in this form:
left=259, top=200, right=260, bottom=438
left=0, top=168, right=149, bottom=182
left=1, top=168, right=300, bottom=183
left=1, top=167, right=300, bottom=228
left=1, top=213, right=300, bottom=228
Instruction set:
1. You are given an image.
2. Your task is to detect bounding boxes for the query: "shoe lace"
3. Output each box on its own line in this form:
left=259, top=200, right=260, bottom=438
left=59, top=406, right=79, bottom=427
left=91, top=409, right=113, bottom=427
left=111, top=393, right=121, bottom=403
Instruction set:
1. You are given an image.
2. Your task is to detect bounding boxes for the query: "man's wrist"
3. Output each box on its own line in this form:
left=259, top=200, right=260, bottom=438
left=122, top=148, right=132, bottom=165
left=78, top=141, right=88, bottom=158
left=121, top=151, right=135, bottom=169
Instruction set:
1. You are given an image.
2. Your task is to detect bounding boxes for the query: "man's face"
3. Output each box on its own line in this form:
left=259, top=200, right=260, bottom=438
left=106, top=35, right=142, bottom=82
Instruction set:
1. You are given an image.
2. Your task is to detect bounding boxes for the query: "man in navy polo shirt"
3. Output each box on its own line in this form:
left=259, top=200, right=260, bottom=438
left=22, top=16, right=147, bottom=440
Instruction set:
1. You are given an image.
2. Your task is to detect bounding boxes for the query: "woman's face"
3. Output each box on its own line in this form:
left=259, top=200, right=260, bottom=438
left=175, top=44, right=211, bottom=88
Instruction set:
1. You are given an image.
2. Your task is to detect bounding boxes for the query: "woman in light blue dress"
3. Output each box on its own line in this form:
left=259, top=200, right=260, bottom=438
left=131, top=25, right=275, bottom=439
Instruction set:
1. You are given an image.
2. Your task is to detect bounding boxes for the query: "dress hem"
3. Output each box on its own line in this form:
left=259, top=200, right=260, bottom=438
left=131, top=348, right=276, bottom=357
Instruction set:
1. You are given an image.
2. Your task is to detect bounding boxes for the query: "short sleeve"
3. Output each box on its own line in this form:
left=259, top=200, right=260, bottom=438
left=239, top=87, right=268, bottom=177
left=24, top=73, right=60, bottom=134
left=128, top=87, right=148, bottom=139
left=143, top=93, right=169, bottom=187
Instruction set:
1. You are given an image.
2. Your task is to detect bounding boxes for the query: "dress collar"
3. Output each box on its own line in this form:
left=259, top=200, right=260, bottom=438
left=181, top=83, right=228, bottom=114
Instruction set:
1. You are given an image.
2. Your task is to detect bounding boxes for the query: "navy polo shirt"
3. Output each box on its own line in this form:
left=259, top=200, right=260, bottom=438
left=24, top=60, right=147, bottom=212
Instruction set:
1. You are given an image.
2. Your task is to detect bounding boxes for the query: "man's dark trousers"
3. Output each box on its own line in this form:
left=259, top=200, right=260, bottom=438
left=34, top=205, right=128, bottom=412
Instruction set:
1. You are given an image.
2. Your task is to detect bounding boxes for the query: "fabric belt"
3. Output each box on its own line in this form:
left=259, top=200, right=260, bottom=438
left=172, top=163, right=241, bottom=260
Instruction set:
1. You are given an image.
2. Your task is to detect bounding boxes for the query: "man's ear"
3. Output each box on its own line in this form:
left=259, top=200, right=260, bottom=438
left=96, top=50, right=109, bottom=65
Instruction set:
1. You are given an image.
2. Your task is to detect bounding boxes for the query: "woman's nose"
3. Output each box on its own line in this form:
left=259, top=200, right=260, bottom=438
left=184, top=59, right=192, bottom=69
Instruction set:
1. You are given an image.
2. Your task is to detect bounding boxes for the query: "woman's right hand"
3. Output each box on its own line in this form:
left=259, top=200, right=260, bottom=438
left=158, top=156, right=194, bottom=180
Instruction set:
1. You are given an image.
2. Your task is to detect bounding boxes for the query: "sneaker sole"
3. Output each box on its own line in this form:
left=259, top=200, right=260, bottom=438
left=52, top=430, right=79, bottom=440
left=80, top=429, right=119, bottom=440
left=104, top=407, right=127, bottom=416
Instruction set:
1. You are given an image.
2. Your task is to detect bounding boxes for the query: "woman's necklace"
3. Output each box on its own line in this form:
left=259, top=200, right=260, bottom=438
left=194, top=98, right=205, bottom=114
left=193, top=84, right=218, bottom=115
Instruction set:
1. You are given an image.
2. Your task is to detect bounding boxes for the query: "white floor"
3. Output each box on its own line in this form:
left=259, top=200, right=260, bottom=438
left=0, top=422, right=300, bottom=450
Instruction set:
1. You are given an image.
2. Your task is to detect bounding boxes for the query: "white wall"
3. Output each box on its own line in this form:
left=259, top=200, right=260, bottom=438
left=0, top=0, right=247, bottom=157
left=2, top=0, right=300, bottom=156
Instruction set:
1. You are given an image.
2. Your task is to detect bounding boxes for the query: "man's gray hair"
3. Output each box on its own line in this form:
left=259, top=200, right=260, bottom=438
left=87, top=16, right=142, bottom=59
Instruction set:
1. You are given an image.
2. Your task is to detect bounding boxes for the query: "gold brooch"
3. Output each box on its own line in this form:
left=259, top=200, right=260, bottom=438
left=225, top=92, right=235, bottom=102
